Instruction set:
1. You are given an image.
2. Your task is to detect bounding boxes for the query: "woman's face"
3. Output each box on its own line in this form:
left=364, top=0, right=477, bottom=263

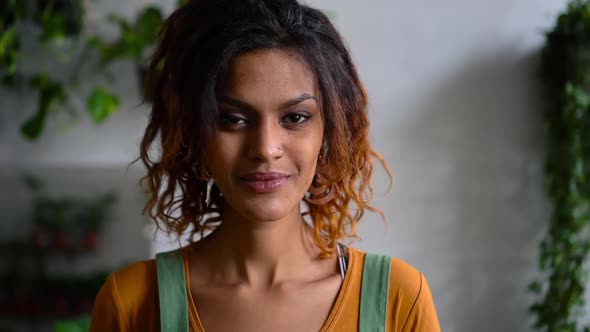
left=207, top=49, right=324, bottom=223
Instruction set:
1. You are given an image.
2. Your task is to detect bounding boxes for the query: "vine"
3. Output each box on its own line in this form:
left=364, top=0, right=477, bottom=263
left=529, top=1, right=590, bottom=331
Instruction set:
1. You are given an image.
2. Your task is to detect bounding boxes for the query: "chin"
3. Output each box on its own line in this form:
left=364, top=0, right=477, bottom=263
left=243, top=205, right=292, bottom=222
left=231, top=197, right=300, bottom=223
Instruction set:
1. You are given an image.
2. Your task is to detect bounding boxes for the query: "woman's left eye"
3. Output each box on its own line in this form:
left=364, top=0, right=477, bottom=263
left=283, top=113, right=311, bottom=124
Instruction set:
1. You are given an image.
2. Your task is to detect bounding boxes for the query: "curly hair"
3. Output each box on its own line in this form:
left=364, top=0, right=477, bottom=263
left=139, top=0, right=391, bottom=256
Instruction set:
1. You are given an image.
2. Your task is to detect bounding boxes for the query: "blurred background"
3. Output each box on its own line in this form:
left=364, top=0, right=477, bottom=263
left=1, top=0, right=588, bottom=331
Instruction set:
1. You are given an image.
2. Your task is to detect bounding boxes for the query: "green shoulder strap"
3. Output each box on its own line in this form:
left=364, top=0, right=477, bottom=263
left=359, top=253, right=391, bottom=332
left=156, top=249, right=189, bottom=332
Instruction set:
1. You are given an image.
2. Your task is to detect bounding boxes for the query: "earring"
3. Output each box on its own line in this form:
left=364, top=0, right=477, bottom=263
left=304, top=173, right=335, bottom=205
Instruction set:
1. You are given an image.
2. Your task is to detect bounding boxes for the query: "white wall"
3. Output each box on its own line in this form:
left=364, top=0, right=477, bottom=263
left=0, top=0, right=569, bottom=331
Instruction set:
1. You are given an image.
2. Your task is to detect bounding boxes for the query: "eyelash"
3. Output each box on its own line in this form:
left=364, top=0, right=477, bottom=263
left=220, top=112, right=312, bottom=127
left=221, top=113, right=248, bottom=125
left=283, top=112, right=311, bottom=124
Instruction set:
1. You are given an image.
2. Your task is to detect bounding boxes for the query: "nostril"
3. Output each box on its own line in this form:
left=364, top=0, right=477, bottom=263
left=247, top=146, right=284, bottom=161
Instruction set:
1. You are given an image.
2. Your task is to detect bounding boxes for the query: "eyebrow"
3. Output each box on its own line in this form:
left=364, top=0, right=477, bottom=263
left=217, top=93, right=317, bottom=111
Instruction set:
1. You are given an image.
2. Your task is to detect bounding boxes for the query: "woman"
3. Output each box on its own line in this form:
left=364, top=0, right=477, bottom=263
left=90, top=0, right=441, bottom=331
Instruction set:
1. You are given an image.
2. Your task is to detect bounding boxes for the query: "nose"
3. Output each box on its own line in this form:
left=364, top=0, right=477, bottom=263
left=246, top=118, right=284, bottom=161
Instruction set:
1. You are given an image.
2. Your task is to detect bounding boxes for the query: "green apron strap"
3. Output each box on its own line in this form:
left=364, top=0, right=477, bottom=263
left=156, top=249, right=189, bottom=332
left=359, top=253, right=391, bottom=332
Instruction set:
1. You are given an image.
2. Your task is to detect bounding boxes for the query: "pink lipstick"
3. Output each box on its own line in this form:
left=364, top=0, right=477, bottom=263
left=239, top=172, right=289, bottom=193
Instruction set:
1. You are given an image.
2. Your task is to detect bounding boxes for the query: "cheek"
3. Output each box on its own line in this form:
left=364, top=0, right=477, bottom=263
left=207, top=134, right=241, bottom=176
left=293, top=139, right=321, bottom=180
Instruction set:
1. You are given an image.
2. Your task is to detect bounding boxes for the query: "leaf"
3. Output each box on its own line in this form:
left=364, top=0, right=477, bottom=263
left=1, top=71, right=16, bottom=87
left=87, top=6, right=163, bottom=66
left=54, top=315, right=91, bottom=332
left=565, top=82, right=590, bottom=111
left=21, top=74, right=67, bottom=140
left=40, top=14, right=68, bottom=43
left=0, top=26, right=17, bottom=57
left=20, top=108, right=47, bottom=140
left=529, top=280, right=542, bottom=294
left=136, top=6, right=163, bottom=42
left=86, top=88, right=119, bottom=123
left=0, top=25, right=19, bottom=74
left=21, top=174, right=43, bottom=192
left=107, top=14, right=131, bottom=32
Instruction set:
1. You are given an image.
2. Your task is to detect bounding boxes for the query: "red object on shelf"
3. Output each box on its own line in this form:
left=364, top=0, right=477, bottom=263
left=14, top=296, right=28, bottom=316
left=54, top=295, right=70, bottom=316
left=0, top=302, right=9, bottom=315
left=33, top=228, right=50, bottom=249
left=28, top=296, right=42, bottom=316
left=82, top=231, right=99, bottom=251
left=78, top=297, right=93, bottom=313
left=54, top=232, right=70, bottom=251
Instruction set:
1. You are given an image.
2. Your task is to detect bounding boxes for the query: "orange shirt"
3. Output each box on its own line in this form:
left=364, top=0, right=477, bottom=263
left=90, top=246, right=440, bottom=331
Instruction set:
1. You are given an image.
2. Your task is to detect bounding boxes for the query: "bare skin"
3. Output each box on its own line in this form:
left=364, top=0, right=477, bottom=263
left=187, top=49, right=343, bottom=332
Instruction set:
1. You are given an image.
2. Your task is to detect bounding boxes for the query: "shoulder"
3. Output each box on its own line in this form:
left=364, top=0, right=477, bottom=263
left=388, top=257, right=423, bottom=299
left=110, top=259, right=158, bottom=306
left=347, top=247, right=441, bottom=331
left=90, top=259, right=160, bottom=331
left=388, top=258, right=441, bottom=331
left=348, top=247, right=422, bottom=289
left=350, top=248, right=423, bottom=305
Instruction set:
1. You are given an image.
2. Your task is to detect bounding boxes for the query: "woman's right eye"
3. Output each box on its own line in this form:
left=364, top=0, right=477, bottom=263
left=221, top=113, right=248, bottom=125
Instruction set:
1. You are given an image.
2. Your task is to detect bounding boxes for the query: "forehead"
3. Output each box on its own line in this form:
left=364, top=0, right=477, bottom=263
left=217, top=49, right=318, bottom=104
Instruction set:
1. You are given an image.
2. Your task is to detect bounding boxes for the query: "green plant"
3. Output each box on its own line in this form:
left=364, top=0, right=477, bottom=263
left=529, top=1, right=590, bottom=331
left=0, top=0, right=193, bottom=140
left=0, top=0, right=123, bottom=140
left=54, top=315, right=91, bottom=332
left=86, top=5, right=164, bottom=97
left=88, top=0, right=190, bottom=68
left=87, top=6, right=164, bottom=67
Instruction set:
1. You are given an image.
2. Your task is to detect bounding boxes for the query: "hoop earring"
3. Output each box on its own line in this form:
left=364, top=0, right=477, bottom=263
left=304, top=173, right=335, bottom=205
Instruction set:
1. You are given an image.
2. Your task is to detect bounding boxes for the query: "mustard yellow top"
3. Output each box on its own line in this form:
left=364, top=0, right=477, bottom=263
left=90, top=246, right=441, bottom=331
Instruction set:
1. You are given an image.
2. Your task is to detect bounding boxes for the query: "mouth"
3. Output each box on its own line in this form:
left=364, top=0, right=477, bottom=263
left=238, top=172, right=290, bottom=193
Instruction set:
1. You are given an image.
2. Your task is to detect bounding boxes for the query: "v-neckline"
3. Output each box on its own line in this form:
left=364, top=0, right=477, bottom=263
left=181, top=246, right=355, bottom=332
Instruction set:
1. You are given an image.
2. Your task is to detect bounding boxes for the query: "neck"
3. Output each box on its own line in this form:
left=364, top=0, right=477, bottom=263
left=196, top=203, right=319, bottom=288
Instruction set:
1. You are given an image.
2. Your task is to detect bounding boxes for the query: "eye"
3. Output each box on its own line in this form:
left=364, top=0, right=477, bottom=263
left=283, top=112, right=311, bottom=124
left=221, top=113, right=248, bottom=125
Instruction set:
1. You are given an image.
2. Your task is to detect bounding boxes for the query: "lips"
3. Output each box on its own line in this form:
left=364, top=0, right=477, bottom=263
left=239, top=172, right=290, bottom=192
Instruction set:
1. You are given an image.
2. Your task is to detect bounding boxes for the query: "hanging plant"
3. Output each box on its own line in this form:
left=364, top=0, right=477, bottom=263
left=1, top=0, right=121, bottom=140
left=1, top=0, right=193, bottom=140
left=86, top=5, right=164, bottom=96
left=35, top=0, right=84, bottom=39
left=529, top=1, right=590, bottom=331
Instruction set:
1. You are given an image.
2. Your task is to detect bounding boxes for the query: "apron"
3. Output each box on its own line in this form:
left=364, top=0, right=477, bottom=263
left=156, top=249, right=390, bottom=332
